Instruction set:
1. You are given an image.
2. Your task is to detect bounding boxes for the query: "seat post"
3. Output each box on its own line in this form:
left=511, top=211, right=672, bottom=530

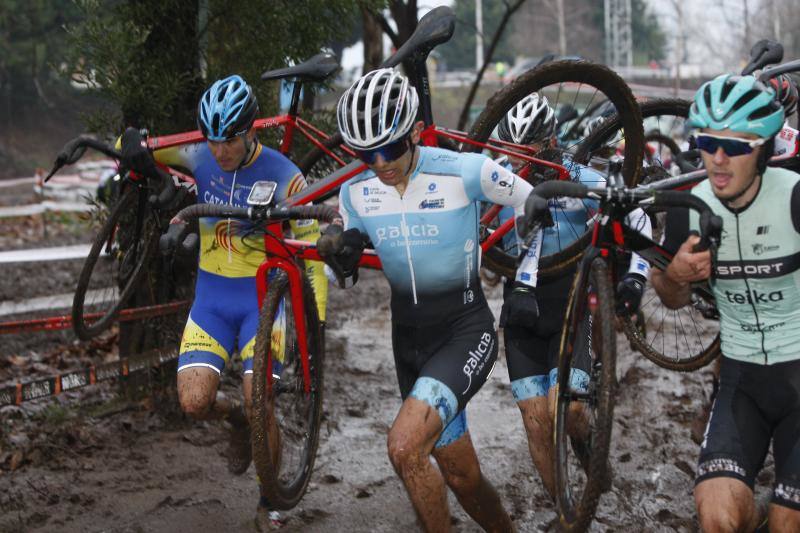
left=411, top=53, right=434, bottom=127
left=288, top=80, right=303, bottom=118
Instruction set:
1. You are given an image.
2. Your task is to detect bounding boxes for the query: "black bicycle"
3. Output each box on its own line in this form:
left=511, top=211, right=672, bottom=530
left=518, top=163, right=722, bottom=532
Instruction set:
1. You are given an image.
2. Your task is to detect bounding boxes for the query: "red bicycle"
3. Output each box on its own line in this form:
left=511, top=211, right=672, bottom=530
left=161, top=198, right=379, bottom=510
left=45, top=53, right=345, bottom=340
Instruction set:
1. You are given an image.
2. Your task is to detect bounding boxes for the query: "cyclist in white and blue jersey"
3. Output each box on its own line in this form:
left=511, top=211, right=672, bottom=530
left=495, top=93, right=651, bottom=499
left=317, top=68, right=537, bottom=531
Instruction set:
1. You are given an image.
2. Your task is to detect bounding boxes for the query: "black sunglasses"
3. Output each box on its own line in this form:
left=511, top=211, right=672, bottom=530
left=353, top=136, right=411, bottom=164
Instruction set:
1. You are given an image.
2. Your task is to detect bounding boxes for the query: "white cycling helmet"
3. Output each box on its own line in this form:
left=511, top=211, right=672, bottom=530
left=583, top=115, right=607, bottom=138
left=497, top=93, right=557, bottom=145
left=337, top=68, right=419, bottom=150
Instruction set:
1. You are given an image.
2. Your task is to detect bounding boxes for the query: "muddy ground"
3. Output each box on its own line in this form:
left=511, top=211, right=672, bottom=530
left=0, top=207, right=764, bottom=533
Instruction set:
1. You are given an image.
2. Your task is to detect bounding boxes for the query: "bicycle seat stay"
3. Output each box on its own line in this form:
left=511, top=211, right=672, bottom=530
left=261, top=52, right=339, bottom=82
left=381, top=6, right=455, bottom=68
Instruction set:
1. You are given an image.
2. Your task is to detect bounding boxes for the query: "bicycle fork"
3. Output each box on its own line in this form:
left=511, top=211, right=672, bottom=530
left=256, top=258, right=312, bottom=395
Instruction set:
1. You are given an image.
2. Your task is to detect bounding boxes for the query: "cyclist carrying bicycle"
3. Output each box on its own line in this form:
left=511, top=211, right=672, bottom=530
left=121, top=74, right=327, bottom=529
left=494, top=93, right=651, bottom=498
left=318, top=68, right=535, bottom=531
left=652, top=73, right=800, bottom=532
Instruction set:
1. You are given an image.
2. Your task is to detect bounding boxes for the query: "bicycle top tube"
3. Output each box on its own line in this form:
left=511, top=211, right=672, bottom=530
left=633, top=169, right=707, bottom=192
left=430, top=125, right=572, bottom=181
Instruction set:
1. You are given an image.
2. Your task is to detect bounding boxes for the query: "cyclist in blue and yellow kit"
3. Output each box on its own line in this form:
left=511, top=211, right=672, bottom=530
left=122, top=74, right=326, bottom=528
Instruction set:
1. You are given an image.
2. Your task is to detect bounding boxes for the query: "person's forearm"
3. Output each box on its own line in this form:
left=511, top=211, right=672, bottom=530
left=650, top=268, right=692, bottom=309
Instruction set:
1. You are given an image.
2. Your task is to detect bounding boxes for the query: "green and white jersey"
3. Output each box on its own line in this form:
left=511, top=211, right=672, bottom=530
left=687, top=167, right=800, bottom=365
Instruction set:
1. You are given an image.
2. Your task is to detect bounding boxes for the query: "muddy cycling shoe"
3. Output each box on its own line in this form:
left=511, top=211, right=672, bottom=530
left=255, top=497, right=283, bottom=531
left=227, top=406, right=252, bottom=475
left=571, top=435, right=613, bottom=493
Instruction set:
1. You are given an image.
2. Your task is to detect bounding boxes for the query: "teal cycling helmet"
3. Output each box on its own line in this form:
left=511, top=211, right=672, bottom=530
left=689, top=74, right=784, bottom=139
left=198, top=75, right=259, bottom=141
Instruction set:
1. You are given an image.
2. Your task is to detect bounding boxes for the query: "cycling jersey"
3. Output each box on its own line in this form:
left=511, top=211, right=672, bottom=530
left=498, top=157, right=651, bottom=285
left=153, top=142, right=327, bottom=374
left=498, top=157, right=603, bottom=258
left=670, top=167, right=800, bottom=365
left=339, top=146, right=532, bottom=444
left=340, top=147, right=533, bottom=325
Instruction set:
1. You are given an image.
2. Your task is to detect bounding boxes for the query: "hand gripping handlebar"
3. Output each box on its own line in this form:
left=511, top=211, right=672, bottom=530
left=521, top=180, right=723, bottom=253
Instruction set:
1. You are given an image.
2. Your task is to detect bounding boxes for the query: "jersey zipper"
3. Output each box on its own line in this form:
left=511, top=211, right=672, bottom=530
left=399, top=196, right=418, bottom=305
left=734, top=213, right=768, bottom=364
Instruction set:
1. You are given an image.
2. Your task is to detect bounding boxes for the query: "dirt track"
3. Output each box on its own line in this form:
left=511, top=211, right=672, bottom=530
left=0, top=251, right=741, bottom=532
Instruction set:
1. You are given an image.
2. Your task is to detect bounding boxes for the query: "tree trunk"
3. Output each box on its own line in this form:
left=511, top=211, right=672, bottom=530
left=362, top=4, right=383, bottom=73
left=121, top=1, right=202, bottom=355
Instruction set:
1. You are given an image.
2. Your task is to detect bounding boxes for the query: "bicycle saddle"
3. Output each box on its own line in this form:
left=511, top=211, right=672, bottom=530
left=382, top=6, right=455, bottom=68
left=261, top=52, right=339, bottom=82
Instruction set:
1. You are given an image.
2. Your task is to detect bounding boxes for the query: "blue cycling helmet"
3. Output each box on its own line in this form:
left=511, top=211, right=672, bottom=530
left=197, top=75, right=259, bottom=141
left=689, top=74, right=784, bottom=139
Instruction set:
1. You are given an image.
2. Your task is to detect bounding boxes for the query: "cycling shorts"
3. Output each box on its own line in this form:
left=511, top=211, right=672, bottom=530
left=697, top=356, right=800, bottom=510
left=392, top=304, right=498, bottom=449
left=502, top=271, right=591, bottom=402
left=178, top=270, right=259, bottom=375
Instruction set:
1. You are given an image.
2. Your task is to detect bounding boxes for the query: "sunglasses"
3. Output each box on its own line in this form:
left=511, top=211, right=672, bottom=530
left=354, top=136, right=410, bottom=164
left=694, top=133, right=767, bottom=157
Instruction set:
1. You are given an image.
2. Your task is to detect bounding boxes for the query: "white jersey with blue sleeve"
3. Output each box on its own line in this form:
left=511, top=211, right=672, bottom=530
left=339, top=146, right=532, bottom=324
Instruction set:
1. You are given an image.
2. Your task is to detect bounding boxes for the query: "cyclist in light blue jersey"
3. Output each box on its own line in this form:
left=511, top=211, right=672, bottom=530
left=495, top=93, right=651, bottom=499
left=653, top=73, right=800, bottom=532
left=317, top=68, right=528, bottom=531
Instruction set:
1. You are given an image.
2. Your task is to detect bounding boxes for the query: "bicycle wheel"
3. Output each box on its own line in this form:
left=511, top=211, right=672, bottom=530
left=466, top=60, right=644, bottom=280
left=621, top=283, right=720, bottom=371
left=251, top=270, right=324, bottom=510
left=574, top=98, right=691, bottom=185
left=296, top=132, right=349, bottom=203
left=554, top=255, right=616, bottom=532
left=72, top=185, right=154, bottom=340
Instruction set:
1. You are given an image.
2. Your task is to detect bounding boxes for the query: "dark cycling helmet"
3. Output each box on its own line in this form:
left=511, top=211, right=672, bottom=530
left=689, top=74, right=784, bottom=138
left=769, top=74, right=798, bottom=117
left=198, top=75, right=259, bottom=141
left=337, top=68, right=419, bottom=150
left=497, top=93, right=557, bottom=145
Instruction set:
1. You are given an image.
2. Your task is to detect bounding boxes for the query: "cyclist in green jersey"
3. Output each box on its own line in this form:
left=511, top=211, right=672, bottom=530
left=652, top=74, right=800, bottom=532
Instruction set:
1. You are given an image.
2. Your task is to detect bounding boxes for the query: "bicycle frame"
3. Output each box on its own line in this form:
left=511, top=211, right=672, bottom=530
left=252, top=224, right=381, bottom=393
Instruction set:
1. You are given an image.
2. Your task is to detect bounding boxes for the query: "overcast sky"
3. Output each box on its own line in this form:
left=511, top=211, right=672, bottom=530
left=342, top=0, right=764, bottom=76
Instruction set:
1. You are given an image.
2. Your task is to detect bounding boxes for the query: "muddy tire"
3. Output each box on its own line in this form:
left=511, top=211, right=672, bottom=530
left=297, top=133, right=349, bottom=203
left=72, top=186, right=153, bottom=340
left=464, top=60, right=644, bottom=280
left=251, top=270, right=324, bottom=510
left=554, top=256, right=616, bottom=532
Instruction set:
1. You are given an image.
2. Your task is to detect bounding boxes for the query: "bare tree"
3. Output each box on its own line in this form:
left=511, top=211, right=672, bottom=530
left=368, top=0, right=418, bottom=52
left=456, top=0, right=528, bottom=130
left=361, top=3, right=383, bottom=73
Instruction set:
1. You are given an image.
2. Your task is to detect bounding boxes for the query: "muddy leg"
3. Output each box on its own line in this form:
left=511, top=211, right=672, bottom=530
left=177, top=367, right=236, bottom=420
left=433, top=431, right=515, bottom=532
left=695, top=477, right=758, bottom=532
left=387, top=398, right=450, bottom=532
left=517, top=396, right=556, bottom=499
left=769, top=504, right=800, bottom=533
